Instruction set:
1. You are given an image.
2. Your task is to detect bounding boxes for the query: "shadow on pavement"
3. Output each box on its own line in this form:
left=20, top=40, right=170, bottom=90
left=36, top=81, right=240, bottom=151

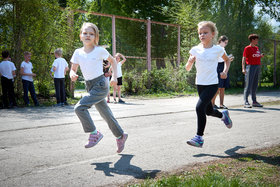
left=229, top=108, right=265, bottom=113
left=262, top=107, right=280, bottom=111
left=91, top=154, right=160, bottom=179
left=193, top=146, right=280, bottom=167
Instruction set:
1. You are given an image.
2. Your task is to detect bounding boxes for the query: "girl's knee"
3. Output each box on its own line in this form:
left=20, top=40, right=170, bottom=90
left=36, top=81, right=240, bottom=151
left=74, top=104, right=83, bottom=113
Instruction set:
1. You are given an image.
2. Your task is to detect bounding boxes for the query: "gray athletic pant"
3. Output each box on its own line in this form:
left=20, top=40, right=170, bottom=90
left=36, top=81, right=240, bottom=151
left=244, top=65, right=261, bottom=103
left=74, top=75, right=123, bottom=137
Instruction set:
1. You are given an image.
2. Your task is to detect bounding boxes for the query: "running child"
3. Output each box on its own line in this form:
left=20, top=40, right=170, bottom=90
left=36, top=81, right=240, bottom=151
left=70, top=22, right=128, bottom=153
left=185, top=21, right=232, bottom=148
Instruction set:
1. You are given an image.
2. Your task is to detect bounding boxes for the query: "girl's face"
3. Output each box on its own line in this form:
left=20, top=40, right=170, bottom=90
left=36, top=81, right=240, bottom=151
left=116, top=56, right=120, bottom=62
left=220, top=40, right=228, bottom=47
left=198, top=26, right=214, bottom=45
left=80, top=26, right=96, bottom=46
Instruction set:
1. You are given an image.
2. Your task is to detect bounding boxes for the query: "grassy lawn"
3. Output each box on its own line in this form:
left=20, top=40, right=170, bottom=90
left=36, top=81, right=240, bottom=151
left=127, top=145, right=280, bottom=187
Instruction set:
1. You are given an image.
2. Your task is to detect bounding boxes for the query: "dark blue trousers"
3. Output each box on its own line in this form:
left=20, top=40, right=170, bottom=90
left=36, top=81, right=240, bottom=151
left=54, top=78, right=66, bottom=104
left=22, top=79, right=39, bottom=106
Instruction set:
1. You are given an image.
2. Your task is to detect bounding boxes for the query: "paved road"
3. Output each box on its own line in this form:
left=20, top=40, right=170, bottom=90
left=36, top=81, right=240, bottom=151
left=1, top=91, right=280, bottom=186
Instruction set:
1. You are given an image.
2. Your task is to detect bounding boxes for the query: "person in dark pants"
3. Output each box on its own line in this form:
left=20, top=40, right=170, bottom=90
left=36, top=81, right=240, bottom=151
left=0, top=51, right=17, bottom=108
left=185, top=21, right=233, bottom=148
left=20, top=51, right=39, bottom=107
left=50, top=48, right=69, bottom=106
left=242, top=34, right=264, bottom=108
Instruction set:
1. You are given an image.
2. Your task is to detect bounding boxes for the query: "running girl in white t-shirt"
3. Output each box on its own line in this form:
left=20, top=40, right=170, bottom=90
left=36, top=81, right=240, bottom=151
left=70, top=22, right=127, bottom=153
left=185, top=21, right=233, bottom=148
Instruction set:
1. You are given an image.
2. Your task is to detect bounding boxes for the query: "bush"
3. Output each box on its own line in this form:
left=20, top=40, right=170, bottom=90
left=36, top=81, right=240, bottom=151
left=37, top=80, right=51, bottom=98
left=123, top=65, right=196, bottom=95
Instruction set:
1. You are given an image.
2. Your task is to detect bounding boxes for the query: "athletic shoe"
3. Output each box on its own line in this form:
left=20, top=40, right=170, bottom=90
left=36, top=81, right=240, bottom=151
left=221, top=110, right=232, bottom=129
left=252, top=102, right=263, bottom=107
left=116, top=133, right=128, bottom=153
left=113, top=99, right=117, bottom=104
left=213, top=105, right=219, bottom=109
left=219, top=105, right=228, bottom=109
left=118, top=99, right=125, bottom=103
left=187, top=135, right=204, bottom=148
left=85, top=131, right=103, bottom=148
left=244, top=102, right=252, bottom=108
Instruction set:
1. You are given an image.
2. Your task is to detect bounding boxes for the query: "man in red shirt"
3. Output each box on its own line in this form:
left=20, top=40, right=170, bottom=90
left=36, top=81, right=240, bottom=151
left=242, top=34, right=264, bottom=108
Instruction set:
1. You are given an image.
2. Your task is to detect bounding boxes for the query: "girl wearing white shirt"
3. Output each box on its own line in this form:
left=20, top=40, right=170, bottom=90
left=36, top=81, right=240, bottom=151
left=211, top=35, right=234, bottom=109
left=185, top=21, right=232, bottom=148
left=70, top=22, right=127, bottom=153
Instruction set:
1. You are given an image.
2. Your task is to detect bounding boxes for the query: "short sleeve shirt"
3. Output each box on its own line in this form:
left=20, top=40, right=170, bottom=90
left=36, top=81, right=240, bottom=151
left=70, top=46, right=110, bottom=81
left=52, top=58, right=68, bottom=78
left=117, top=62, right=122, bottom=78
left=189, top=45, right=224, bottom=85
left=243, top=45, right=261, bottom=65
left=21, top=61, right=33, bottom=82
left=0, top=61, right=16, bottom=79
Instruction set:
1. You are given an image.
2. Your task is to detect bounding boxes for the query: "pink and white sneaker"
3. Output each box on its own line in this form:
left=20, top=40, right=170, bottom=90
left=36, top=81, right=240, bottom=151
left=85, top=131, right=103, bottom=148
left=116, top=133, right=128, bottom=153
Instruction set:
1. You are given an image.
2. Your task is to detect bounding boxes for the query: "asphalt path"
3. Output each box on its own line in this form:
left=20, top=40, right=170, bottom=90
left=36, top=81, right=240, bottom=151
left=0, top=91, right=280, bottom=186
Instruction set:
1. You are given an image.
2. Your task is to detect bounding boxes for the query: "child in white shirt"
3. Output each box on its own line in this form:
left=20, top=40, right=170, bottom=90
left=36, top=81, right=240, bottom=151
left=185, top=21, right=232, bottom=148
left=20, top=51, right=39, bottom=107
left=51, top=48, right=69, bottom=106
left=0, top=51, right=17, bottom=108
left=70, top=22, right=128, bottom=153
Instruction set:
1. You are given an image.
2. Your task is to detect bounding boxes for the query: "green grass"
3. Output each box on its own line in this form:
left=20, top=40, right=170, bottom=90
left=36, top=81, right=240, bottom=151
left=128, top=145, right=280, bottom=187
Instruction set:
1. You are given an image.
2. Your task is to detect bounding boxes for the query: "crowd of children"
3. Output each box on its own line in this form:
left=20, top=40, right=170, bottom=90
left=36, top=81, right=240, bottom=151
left=0, top=20, right=265, bottom=152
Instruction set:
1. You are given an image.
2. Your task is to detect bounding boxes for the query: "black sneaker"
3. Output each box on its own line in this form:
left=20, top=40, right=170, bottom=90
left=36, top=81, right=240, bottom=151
left=213, top=105, right=219, bottom=109
left=252, top=102, right=263, bottom=107
left=118, top=99, right=125, bottom=103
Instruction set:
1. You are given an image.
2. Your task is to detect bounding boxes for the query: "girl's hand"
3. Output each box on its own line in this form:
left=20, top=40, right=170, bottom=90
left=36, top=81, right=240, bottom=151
left=71, top=74, right=78, bottom=82
left=220, top=72, right=227, bottom=79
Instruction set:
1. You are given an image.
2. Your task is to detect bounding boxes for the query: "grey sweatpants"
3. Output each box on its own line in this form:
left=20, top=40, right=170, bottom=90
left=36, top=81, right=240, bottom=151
left=244, top=65, right=261, bottom=103
left=74, top=75, right=124, bottom=137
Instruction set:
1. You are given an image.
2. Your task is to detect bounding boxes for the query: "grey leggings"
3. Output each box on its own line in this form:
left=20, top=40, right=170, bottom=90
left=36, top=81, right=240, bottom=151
left=74, top=75, right=124, bottom=137
left=244, top=65, right=260, bottom=103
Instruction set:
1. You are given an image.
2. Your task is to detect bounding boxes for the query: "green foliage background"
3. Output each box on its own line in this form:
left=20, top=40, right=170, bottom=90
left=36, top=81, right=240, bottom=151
left=0, top=0, right=279, bottom=98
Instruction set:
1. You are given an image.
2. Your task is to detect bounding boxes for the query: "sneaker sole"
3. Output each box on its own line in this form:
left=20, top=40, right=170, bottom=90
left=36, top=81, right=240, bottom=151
left=85, top=134, right=103, bottom=148
left=223, top=111, right=233, bottom=129
left=186, top=141, right=203, bottom=148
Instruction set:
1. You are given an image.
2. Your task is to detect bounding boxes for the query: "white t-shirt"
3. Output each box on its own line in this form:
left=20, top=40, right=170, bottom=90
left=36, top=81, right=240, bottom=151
left=117, top=62, right=122, bottom=78
left=189, top=45, right=224, bottom=85
left=21, top=61, right=34, bottom=82
left=70, top=46, right=110, bottom=81
left=218, top=46, right=227, bottom=63
left=0, top=60, right=16, bottom=79
left=52, top=57, right=68, bottom=78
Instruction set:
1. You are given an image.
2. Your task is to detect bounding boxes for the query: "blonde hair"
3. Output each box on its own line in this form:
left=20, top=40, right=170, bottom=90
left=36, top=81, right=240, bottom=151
left=197, top=21, right=218, bottom=44
left=80, top=22, right=99, bottom=46
left=54, top=48, right=63, bottom=57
